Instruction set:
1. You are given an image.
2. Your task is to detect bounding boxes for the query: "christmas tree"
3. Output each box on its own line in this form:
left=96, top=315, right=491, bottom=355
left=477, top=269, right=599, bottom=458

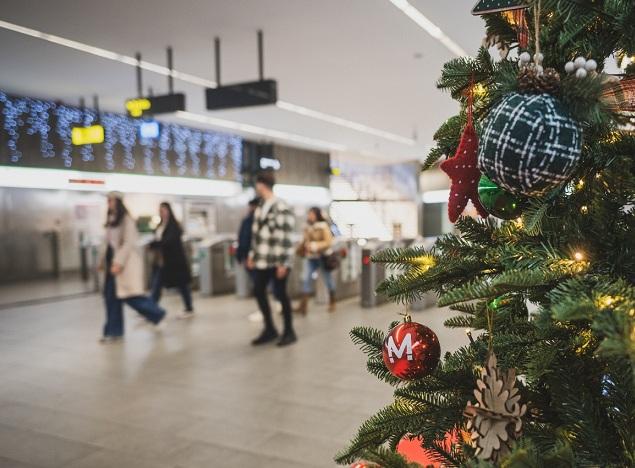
left=337, top=1, right=634, bottom=466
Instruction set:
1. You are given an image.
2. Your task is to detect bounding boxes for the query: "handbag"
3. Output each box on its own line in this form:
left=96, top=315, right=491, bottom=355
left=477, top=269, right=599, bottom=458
left=296, top=243, right=307, bottom=257
left=321, top=251, right=340, bottom=271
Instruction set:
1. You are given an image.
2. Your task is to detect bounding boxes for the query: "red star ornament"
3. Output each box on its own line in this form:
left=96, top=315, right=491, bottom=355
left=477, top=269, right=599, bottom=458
left=440, top=122, right=489, bottom=222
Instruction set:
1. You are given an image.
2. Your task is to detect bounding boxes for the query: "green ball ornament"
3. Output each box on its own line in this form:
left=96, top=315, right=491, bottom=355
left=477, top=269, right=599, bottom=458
left=478, top=93, right=582, bottom=197
left=477, top=175, right=526, bottom=219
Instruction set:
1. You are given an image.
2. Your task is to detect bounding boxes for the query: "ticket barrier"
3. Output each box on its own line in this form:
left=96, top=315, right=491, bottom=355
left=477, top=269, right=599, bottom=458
left=198, top=234, right=236, bottom=296
left=360, top=240, right=391, bottom=308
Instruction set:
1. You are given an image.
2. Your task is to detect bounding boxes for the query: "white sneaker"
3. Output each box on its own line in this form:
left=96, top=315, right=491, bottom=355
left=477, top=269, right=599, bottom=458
left=176, top=311, right=195, bottom=320
left=134, top=316, right=149, bottom=329
left=99, top=336, right=122, bottom=344
left=248, top=311, right=263, bottom=322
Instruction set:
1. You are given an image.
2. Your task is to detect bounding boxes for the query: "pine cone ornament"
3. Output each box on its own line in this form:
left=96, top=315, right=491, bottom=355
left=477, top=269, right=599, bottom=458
left=464, top=352, right=527, bottom=463
left=518, top=66, right=560, bottom=95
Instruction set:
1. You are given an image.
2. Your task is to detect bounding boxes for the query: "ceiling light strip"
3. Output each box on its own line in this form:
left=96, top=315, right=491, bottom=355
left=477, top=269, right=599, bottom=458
left=0, top=18, right=414, bottom=146
left=175, top=110, right=347, bottom=151
left=276, top=100, right=415, bottom=145
left=387, top=0, right=467, bottom=57
left=0, top=19, right=218, bottom=88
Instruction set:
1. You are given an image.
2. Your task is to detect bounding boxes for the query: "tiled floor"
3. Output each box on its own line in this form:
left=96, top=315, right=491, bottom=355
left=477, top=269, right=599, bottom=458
left=0, top=290, right=467, bottom=467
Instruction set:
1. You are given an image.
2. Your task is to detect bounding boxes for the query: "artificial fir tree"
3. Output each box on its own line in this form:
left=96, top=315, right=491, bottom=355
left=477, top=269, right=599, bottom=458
left=337, top=1, right=634, bottom=466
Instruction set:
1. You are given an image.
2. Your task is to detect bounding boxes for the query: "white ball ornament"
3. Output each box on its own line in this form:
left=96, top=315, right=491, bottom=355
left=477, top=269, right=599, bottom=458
left=574, top=56, right=587, bottom=69
left=535, top=65, right=544, bottom=75
left=575, top=68, right=588, bottom=79
left=533, top=52, right=544, bottom=64
left=564, top=61, right=575, bottom=74
left=584, top=59, right=597, bottom=72
left=519, top=52, right=531, bottom=64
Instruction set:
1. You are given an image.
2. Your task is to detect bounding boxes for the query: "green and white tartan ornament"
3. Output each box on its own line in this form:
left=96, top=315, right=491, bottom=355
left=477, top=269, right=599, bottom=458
left=478, top=93, right=582, bottom=197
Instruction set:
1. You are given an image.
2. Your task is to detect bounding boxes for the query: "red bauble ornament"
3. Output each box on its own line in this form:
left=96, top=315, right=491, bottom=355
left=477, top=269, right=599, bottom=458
left=382, top=320, right=441, bottom=380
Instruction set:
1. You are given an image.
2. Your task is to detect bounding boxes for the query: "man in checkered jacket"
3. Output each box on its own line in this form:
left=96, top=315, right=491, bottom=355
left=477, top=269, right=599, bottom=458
left=247, top=171, right=297, bottom=346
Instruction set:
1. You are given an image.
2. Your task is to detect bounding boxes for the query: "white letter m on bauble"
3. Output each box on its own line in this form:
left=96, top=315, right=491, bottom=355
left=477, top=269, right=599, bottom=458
left=386, top=333, right=413, bottom=363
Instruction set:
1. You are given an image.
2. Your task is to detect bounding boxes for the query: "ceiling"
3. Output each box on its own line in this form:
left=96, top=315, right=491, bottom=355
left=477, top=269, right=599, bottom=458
left=0, top=0, right=485, bottom=162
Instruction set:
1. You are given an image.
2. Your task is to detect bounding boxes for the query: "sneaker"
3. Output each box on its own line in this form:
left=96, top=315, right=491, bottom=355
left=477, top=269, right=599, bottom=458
left=176, top=311, right=195, bottom=320
left=248, top=311, right=263, bottom=322
left=99, top=335, right=123, bottom=344
left=134, top=316, right=150, bottom=328
left=251, top=328, right=279, bottom=346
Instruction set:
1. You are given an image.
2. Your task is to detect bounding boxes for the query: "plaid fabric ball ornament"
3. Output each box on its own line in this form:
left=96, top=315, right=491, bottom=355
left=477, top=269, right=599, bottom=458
left=478, top=93, right=582, bottom=197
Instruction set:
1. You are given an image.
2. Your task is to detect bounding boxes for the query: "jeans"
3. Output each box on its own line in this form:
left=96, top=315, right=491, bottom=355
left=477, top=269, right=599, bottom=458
left=302, top=258, right=335, bottom=294
left=150, top=266, right=193, bottom=312
left=103, top=273, right=166, bottom=337
left=253, top=268, right=293, bottom=335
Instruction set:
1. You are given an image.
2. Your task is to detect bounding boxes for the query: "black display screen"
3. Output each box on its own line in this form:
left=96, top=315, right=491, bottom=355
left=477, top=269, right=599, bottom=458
left=0, top=91, right=243, bottom=181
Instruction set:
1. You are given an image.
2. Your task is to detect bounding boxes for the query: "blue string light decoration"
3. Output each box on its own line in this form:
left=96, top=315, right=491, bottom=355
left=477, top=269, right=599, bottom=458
left=0, top=90, right=243, bottom=181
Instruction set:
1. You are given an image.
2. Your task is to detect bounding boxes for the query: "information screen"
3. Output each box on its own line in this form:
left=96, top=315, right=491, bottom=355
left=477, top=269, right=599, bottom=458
left=0, top=91, right=242, bottom=181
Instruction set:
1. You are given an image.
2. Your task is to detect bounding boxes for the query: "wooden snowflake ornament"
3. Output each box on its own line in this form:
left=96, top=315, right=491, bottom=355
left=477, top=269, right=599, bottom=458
left=463, top=352, right=527, bottom=463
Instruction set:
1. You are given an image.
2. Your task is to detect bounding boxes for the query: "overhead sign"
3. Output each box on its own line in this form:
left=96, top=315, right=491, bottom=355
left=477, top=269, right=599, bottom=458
left=125, top=93, right=185, bottom=118
left=71, top=125, right=104, bottom=145
left=126, top=98, right=151, bottom=117
left=206, top=80, right=277, bottom=111
left=139, top=120, right=160, bottom=139
left=259, top=157, right=281, bottom=171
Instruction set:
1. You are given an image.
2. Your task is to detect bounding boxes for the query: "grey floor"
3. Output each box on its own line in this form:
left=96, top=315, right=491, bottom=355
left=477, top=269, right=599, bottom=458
left=0, top=274, right=96, bottom=308
left=0, top=290, right=467, bottom=468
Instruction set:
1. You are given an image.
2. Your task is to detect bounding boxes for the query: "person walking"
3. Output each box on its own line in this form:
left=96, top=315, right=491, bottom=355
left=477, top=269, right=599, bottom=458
left=295, top=207, right=337, bottom=314
left=235, top=198, right=259, bottom=268
left=100, top=192, right=166, bottom=343
left=247, top=171, right=297, bottom=346
left=149, top=202, right=194, bottom=319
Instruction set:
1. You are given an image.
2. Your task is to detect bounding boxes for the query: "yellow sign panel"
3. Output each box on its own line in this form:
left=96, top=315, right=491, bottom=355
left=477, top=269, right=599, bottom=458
left=126, top=98, right=151, bottom=117
left=71, top=125, right=105, bottom=145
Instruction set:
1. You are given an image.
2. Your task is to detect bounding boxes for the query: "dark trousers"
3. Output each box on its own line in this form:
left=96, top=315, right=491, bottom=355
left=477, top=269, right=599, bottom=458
left=253, top=267, right=293, bottom=335
left=103, top=273, right=165, bottom=337
left=150, top=266, right=193, bottom=311
left=247, top=266, right=281, bottom=301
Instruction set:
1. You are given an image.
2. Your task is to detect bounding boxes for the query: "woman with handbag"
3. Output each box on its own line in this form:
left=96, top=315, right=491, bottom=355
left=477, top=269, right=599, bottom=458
left=295, top=207, right=337, bottom=314
left=100, top=192, right=166, bottom=343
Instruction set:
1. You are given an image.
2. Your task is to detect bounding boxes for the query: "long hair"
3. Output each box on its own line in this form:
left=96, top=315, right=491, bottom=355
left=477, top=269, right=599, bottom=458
left=105, top=198, right=128, bottom=227
left=158, top=202, right=182, bottom=231
left=309, top=206, right=326, bottom=223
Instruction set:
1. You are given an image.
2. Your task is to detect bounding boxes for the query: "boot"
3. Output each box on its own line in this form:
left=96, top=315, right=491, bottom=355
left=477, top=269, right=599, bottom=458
left=251, top=327, right=279, bottom=346
left=328, top=291, right=336, bottom=312
left=277, top=329, right=297, bottom=347
left=294, top=294, right=309, bottom=316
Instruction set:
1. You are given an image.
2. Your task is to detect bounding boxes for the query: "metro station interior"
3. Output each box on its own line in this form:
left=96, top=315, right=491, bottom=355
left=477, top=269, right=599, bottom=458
left=4, top=1, right=631, bottom=467
left=3, top=2, right=480, bottom=466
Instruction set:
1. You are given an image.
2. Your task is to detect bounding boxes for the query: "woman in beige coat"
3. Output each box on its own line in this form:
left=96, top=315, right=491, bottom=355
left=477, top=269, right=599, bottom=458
left=100, top=192, right=165, bottom=343
left=295, top=207, right=337, bottom=314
